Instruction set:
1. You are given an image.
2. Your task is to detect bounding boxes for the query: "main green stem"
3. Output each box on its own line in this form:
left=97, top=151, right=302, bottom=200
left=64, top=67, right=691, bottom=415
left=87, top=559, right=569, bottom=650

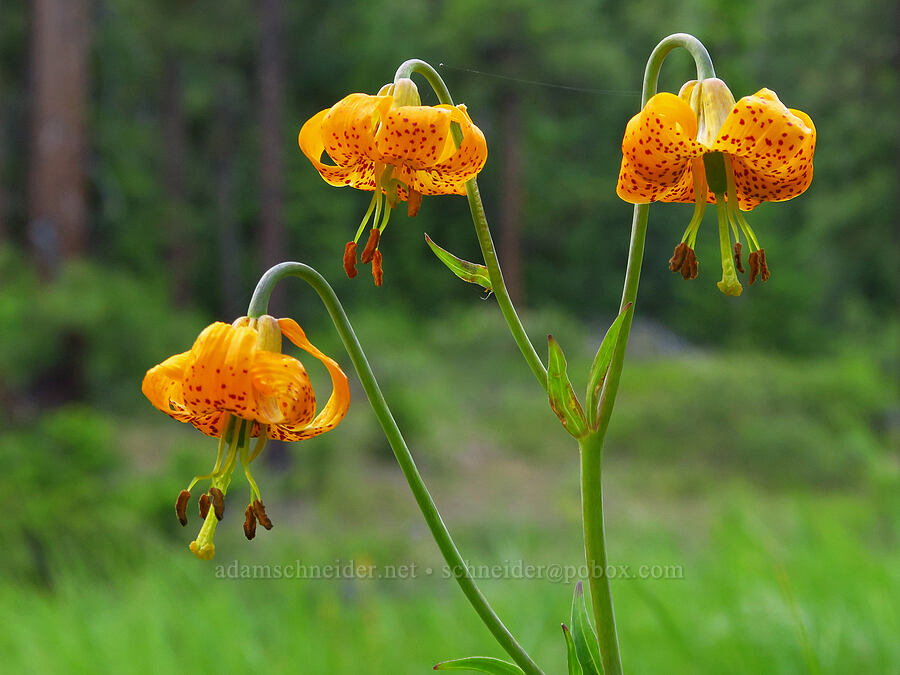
left=395, top=59, right=548, bottom=392
left=581, top=34, right=715, bottom=675
left=247, top=263, right=545, bottom=675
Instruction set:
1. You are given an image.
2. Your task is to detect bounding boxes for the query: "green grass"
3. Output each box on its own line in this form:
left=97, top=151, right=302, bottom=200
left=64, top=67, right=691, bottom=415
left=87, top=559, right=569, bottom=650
left=2, top=305, right=897, bottom=673
left=1, top=462, right=897, bottom=674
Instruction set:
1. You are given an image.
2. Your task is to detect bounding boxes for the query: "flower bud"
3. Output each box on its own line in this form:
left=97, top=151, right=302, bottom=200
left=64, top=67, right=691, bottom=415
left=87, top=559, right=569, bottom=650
left=678, top=78, right=735, bottom=147
left=390, top=77, right=421, bottom=107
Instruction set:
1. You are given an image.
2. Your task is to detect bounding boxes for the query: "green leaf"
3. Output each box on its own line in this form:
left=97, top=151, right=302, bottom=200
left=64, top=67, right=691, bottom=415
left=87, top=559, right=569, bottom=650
left=433, top=656, right=525, bottom=674
left=562, top=624, right=585, bottom=675
left=585, top=302, right=633, bottom=426
left=571, top=581, right=603, bottom=675
left=425, top=234, right=492, bottom=291
left=548, top=335, right=588, bottom=438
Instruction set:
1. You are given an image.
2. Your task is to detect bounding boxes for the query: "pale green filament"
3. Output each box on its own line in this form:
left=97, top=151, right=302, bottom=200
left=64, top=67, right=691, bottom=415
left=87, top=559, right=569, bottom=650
left=187, top=419, right=242, bottom=492
left=248, top=428, right=268, bottom=463
left=715, top=198, right=743, bottom=296
left=240, top=440, right=262, bottom=503
left=681, top=161, right=709, bottom=248
left=723, top=154, right=759, bottom=251
left=680, top=199, right=705, bottom=248
left=371, top=190, right=384, bottom=236
left=378, top=196, right=393, bottom=234
left=211, top=420, right=248, bottom=493
left=727, top=202, right=742, bottom=245
left=735, top=209, right=760, bottom=251
left=353, top=192, right=380, bottom=243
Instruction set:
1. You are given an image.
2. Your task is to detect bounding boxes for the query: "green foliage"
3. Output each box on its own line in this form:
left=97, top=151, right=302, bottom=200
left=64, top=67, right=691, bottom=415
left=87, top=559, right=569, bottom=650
left=3, top=0, right=895, bottom=355
left=561, top=624, right=584, bottom=675
left=425, top=233, right=493, bottom=291
left=569, top=582, right=602, bottom=674
left=0, top=247, right=205, bottom=413
left=547, top=335, right=588, bottom=438
left=434, top=656, right=524, bottom=673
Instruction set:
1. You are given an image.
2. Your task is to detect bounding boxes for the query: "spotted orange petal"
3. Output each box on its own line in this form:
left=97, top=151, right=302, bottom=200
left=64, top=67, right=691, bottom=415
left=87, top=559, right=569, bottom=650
left=298, top=101, right=380, bottom=191
left=142, top=350, right=194, bottom=422
left=375, top=104, right=455, bottom=170
left=181, top=322, right=259, bottom=420
left=250, top=351, right=317, bottom=426
left=616, top=93, right=708, bottom=204
left=319, top=93, right=391, bottom=165
left=271, top=318, right=350, bottom=441
left=711, top=89, right=815, bottom=210
left=190, top=411, right=230, bottom=438
left=407, top=105, right=488, bottom=196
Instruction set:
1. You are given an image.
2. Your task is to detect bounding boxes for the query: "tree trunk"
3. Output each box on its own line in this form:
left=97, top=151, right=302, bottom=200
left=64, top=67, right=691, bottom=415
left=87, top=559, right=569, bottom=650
left=213, top=78, right=242, bottom=319
left=27, top=0, right=91, bottom=278
left=258, top=0, right=290, bottom=469
left=161, top=57, right=193, bottom=307
left=499, top=88, right=524, bottom=305
left=258, top=0, right=287, bottom=315
left=0, top=101, right=6, bottom=244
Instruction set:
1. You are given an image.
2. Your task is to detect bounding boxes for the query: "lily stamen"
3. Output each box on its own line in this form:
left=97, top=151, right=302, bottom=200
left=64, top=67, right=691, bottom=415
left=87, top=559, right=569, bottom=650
left=239, top=438, right=263, bottom=504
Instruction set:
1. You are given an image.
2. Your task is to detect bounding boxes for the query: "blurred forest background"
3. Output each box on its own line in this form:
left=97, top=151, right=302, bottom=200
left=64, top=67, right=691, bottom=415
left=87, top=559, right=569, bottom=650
left=1, top=1, right=898, bottom=673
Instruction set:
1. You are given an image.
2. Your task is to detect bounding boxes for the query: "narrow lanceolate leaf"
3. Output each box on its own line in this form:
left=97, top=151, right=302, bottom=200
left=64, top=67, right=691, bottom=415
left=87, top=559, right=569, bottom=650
left=548, top=335, right=588, bottom=438
left=425, top=234, right=492, bottom=291
left=585, top=302, right=633, bottom=427
left=571, top=581, right=603, bottom=675
left=433, top=656, right=525, bottom=674
left=562, top=624, right=585, bottom=675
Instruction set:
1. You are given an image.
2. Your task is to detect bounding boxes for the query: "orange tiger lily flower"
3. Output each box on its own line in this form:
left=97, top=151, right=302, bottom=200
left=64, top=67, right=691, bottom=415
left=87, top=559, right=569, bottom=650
left=299, top=78, right=487, bottom=285
left=617, top=78, right=816, bottom=295
left=142, top=315, right=349, bottom=559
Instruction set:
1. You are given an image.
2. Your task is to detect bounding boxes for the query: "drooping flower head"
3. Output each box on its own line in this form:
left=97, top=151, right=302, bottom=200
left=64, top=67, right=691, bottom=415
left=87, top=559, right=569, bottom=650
left=142, top=315, right=350, bottom=559
left=299, top=78, right=488, bottom=285
left=617, top=78, right=816, bottom=295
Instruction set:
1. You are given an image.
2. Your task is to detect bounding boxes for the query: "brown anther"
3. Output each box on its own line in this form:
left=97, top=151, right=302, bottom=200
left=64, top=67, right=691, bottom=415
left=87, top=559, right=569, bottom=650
left=684, top=246, right=698, bottom=280
left=734, top=242, right=745, bottom=274
left=372, top=250, right=384, bottom=286
left=668, top=242, right=688, bottom=272
left=209, top=487, right=225, bottom=521
left=757, top=248, right=770, bottom=282
left=407, top=188, right=423, bottom=217
left=669, top=242, right=698, bottom=280
left=199, top=493, right=211, bottom=519
left=243, top=504, right=257, bottom=540
left=251, top=499, right=274, bottom=530
left=360, top=228, right=380, bottom=263
left=342, top=241, right=358, bottom=279
left=749, top=250, right=761, bottom=284
left=175, top=490, right=191, bottom=527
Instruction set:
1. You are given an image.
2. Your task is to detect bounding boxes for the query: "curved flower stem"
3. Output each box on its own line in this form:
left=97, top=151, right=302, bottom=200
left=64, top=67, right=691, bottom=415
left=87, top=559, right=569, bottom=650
left=597, top=33, right=713, bottom=438
left=394, top=59, right=548, bottom=392
left=248, top=262, right=545, bottom=675
left=581, top=34, right=716, bottom=675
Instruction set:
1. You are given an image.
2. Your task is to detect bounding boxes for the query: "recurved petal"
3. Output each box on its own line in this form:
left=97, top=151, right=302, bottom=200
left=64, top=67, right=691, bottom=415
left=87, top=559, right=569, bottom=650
left=190, top=411, right=230, bottom=438
left=319, top=93, right=392, bottom=166
left=142, top=350, right=194, bottom=422
left=272, top=318, right=350, bottom=441
left=182, top=322, right=259, bottom=420
left=409, top=105, right=488, bottom=196
left=250, top=352, right=317, bottom=427
left=657, top=157, right=716, bottom=204
left=374, top=104, right=455, bottom=170
left=710, top=89, right=815, bottom=210
left=298, top=108, right=379, bottom=190
left=616, top=93, right=707, bottom=204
